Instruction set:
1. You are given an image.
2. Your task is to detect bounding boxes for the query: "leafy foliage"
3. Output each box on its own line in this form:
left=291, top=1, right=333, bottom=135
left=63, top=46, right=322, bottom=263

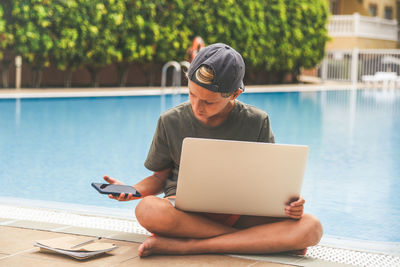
left=0, top=0, right=329, bottom=87
left=153, top=0, right=191, bottom=63
left=114, top=0, right=160, bottom=86
left=51, top=0, right=82, bottom=72
left=0, top=2, right=14, bottom=61
left=0, top=1, right=14, bottom=87
left=11, top=0, right=55, bottom=87
left=12, top=0, right=53, bottom=69
left=185, top=0, right=329, bottom=80
left=284, top=0, right=329, bottom=70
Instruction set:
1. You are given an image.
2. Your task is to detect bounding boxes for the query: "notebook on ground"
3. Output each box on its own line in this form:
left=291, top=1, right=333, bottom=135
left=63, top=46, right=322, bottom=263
left=175, top=137, right=309, bottom=217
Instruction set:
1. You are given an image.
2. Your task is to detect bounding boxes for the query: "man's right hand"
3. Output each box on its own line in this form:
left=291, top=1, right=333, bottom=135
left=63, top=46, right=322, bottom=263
left=103, top=175, right=142, bottom=201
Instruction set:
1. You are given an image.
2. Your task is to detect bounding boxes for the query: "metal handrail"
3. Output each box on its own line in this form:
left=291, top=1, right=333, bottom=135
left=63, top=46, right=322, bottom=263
left=180, top=61, right=190, bottom=73
left=160, top=60, right=190, bottom=112
left=161, top=61, right=181, bottom=89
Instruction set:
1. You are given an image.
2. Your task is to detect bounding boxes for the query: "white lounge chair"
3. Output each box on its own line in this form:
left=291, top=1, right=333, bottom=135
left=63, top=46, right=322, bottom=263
left=361, top=72, right=397, bottom=90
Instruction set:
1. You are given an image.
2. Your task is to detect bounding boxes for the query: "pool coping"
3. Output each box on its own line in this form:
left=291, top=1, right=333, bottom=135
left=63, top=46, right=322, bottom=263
left=0, top=83, right=363, bottom=99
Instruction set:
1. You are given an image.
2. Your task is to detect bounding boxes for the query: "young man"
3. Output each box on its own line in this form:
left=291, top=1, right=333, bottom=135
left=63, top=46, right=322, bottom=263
left=104, top=43, right=323, bottom=257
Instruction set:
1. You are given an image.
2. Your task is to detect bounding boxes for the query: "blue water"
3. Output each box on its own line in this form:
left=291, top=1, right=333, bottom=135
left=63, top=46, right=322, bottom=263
left=0, top=90, right=399, bottom=242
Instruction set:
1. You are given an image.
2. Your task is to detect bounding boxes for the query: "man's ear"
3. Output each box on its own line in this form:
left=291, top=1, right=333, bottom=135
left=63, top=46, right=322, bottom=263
left=232, top=89, right=243, bottom=100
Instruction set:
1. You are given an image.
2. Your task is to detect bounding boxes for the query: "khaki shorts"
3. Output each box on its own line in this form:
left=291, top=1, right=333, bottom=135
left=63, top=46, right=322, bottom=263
left=166, top=196, right=240, bottom=227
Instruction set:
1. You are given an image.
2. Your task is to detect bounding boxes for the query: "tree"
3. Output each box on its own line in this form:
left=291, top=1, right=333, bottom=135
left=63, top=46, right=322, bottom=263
left=154, top=0, right=191, bottom=63
left=184, top=0, right=289, bottom=83
left=79, top=0, right=123, bottom=87
left=184, top=0, right=329, bottom=84
left=12, top=0, right=54, bottom=87
left=284, top=0, right=329, bottom=82
left=137, top=0, right=191, bottom=86
left=259, top=0, right=292, bottom=82
left=6, top=0, right=329, bottom=87
left=50, top=0, right=84, bottom=87
left=114, top=0, right=160, bottom=87
left=0, top=1, right=14, bottom=88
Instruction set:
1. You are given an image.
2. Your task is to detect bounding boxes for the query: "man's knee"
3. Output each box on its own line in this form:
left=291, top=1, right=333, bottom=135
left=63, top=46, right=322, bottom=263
left=300, top=214, right=323, bottom=247
left=135, top=196, right=177, bottom=233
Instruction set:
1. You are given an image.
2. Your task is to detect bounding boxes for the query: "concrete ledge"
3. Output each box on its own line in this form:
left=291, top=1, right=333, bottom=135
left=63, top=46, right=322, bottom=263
left=0, top=83, right=364, bottom=99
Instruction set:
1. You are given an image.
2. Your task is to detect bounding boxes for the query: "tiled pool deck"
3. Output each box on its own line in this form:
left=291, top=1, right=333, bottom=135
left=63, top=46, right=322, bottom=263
left=1, top=84, right=400, bottom=266
left=1, top=202, right=399, bottom=267
left=0, top=227, right=295, bottom=267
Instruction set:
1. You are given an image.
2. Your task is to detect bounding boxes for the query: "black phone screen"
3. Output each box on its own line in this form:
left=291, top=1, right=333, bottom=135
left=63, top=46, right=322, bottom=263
left=91, top=183, right=141, bottom=197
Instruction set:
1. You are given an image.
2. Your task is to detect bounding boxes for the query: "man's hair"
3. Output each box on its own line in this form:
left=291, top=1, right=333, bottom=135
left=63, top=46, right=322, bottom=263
left=195, top=65, right=236, bottom=98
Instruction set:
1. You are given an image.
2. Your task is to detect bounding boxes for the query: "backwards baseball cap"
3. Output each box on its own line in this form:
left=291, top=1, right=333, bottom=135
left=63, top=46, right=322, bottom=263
left=188, top=43, right=245, bottom=93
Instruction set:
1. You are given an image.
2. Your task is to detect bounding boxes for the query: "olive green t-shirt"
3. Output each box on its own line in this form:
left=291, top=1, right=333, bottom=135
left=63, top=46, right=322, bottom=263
left=144, top=100, right=275, bottom=197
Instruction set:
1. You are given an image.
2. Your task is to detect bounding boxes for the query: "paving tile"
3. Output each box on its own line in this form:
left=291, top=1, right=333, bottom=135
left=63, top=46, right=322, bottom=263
left=24, top=243, right=139, bottom=267
left=0, top=226, right=352, bottom=267
left=296, top=257, right=353, bottom=267
left=229, top=254, right=304, bottom=266
left=252, top=262, right=297, bottom=267
left=0, top=235, right=140, bottom=267
left=0, top=251, right=82, bottom=267
left=0, top=218, right=13, bottom=224
left=106, top=232, right=148, bottom=243
left=118, top=254, right=274, bottom=267
left=0, top=226, right=291, bottom=267
left=232, top=254, right=354, bottom=267
left=0, top=226, right=65, bottom=254
left=6, top=220, right=69, bottom=231
left=58, top=226, right=122, bottom=237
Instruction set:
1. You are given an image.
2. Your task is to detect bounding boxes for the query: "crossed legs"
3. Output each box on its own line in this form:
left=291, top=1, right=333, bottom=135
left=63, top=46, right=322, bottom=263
left=135, top=196, right=323, bottom=257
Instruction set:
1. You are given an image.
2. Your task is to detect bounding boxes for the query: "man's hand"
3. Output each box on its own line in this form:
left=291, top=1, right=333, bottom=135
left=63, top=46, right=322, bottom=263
left=103, top=175, right=141, bottom=202
left=285, top=197, right=305, bottom=219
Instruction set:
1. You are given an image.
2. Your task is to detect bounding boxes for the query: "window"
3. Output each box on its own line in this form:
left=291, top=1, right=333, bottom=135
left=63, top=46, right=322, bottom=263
left=397, top=1, right=400, bottom=21
left=329, top=0, right=340, bottom=15
left=384, top=6, right=393, bottom=20
left=369, top=4, right=377, bottom=17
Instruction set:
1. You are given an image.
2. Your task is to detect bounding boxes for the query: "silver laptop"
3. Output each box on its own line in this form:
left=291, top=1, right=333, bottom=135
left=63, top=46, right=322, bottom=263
left=175, top=137, right=309, bottom=217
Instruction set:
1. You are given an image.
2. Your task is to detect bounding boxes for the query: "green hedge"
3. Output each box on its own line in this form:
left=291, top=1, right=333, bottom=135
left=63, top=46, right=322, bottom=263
left=0, top=0, right=329, bottom=87
left=0, top=1, right=14, bottom=87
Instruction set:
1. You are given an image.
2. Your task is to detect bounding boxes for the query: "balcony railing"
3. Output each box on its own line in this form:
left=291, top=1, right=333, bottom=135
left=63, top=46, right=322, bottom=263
left=319, top=49, right=400, bottom=83
left=328, top=13, right=398, bottom=42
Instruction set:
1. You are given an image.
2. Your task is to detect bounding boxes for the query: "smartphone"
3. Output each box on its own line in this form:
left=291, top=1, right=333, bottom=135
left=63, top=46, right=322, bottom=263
left=91, top=183, right=141, bottom=198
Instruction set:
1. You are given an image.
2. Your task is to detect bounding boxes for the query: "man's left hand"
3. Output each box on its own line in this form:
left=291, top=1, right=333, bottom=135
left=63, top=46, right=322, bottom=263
left=285, top=197, right=305, bottom=219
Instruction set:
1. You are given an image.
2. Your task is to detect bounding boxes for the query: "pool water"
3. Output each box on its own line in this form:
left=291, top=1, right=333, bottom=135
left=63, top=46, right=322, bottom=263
left=0, top=90, right=399, bottom=242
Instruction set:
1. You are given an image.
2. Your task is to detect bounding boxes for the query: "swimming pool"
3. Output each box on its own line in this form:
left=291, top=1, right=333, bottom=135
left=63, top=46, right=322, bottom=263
left=0, top=89, right=399, bottom=243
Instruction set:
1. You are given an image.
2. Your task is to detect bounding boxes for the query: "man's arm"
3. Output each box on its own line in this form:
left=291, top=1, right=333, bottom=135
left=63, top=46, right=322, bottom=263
left=104, top=168, right=171, bottom=201
left=133, top=168, right=171, bottom=197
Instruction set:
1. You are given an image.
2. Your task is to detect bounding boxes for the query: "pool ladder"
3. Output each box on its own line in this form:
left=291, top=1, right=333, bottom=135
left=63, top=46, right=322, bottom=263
left=160, top=61, right=190, bottom=111
left=161, top=61, right=190, bottom=90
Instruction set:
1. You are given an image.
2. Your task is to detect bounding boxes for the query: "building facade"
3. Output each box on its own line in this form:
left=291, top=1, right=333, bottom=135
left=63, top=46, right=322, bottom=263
left=327, top=0, right=399, bottom=49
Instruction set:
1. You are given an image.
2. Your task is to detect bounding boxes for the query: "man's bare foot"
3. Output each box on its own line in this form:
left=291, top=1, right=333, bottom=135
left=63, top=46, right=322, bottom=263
left=285, top=247, right=308, bottom=256
left=138, top=236, right=193, bottom=257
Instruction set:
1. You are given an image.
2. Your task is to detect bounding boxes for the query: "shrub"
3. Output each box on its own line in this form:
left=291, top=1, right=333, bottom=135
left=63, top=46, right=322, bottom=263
left=0, top=1, right=14, bottom=87
left=283, top=0, right=329, bottom=81
left=114, top=0, right=160, bottom=86
left=12, top=0, right=54, bottom=87
left=1, top=0, right=329, bottom=87
left=183, top=0, right=329, bottom=83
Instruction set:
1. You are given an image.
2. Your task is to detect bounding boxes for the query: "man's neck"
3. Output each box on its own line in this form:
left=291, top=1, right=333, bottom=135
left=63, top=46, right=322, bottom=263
left=198, top=100, right=235, bottom=127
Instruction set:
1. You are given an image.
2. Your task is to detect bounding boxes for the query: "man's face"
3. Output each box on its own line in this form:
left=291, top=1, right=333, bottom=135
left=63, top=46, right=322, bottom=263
left=188, top=80, right=235, bottom=125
